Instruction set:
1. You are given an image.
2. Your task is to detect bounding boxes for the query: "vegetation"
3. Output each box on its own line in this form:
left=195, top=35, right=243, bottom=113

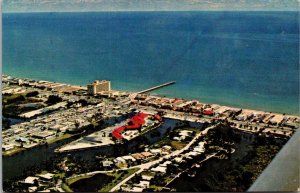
left=46, top=95, right=63, bottom=105
left=148, top=185, right=163, bottom=191
left=115, top=162, right=128, bottom=169
left=47, top=133, right=73, bottom=144
left=78, top=99, right=88, bottom=106
left=2, top=147, right=26, bottom=157
left=62, top=183, right=73, bottom=192
left=65, top=168, right=139, bottom=192
left=38, top=170, right=49, bottom=175
left=26, top=91, right=39, bottom=97
left=243, top=145, right=281, bottom=181
left=4, top=93, right=26, bottom=104
left=2, top=92, right=45, bottom=117
left=141, top=171, right=156, bottom=177
left=170, top=141, right=186, bottom=150
left=100, top=168, right=140, bottom=192
left=67, top=174, right=92, bottom=185
left=208, top=144, right=280, bottom=191
left=171, top=132, right=283, bottom=192
left=2, top=118, right=11, bottom=130
left=54, top=173, right=66, bottom=179
left=150, top=126, right=201, bottom=150
left=153, top=136, right=187, bottom=150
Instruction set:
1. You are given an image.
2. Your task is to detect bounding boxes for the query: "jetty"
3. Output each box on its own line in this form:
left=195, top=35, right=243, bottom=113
left=137, top=81, right=176, bottom=94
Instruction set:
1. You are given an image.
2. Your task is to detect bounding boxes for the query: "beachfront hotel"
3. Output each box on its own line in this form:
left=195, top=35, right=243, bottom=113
left=87, top=80, right=111, bottom=95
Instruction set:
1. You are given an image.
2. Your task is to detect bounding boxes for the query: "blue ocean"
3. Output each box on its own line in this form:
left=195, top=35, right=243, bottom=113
left=3, top=11, right=299, bottom=115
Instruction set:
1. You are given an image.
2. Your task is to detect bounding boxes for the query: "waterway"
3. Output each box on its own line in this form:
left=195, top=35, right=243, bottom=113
left=70, top=173, right=114, bottom=192
left=2, top=114, right=131, bottom=182
left=2, top=117, right=201, bottom=186
left=2, top=116, right=288, bottom=192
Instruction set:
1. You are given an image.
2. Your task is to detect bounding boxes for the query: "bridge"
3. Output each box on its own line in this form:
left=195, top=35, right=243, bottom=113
left=137, top=81, right=176, bottom=94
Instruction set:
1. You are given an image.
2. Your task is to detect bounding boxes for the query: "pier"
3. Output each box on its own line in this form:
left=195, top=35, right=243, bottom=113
left=137, top=81, right=176, bottom=94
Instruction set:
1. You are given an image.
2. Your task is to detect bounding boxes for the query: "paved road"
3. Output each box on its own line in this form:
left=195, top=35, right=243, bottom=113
left=109, top=125, right=216, bottom=192
left=64, top=125, right=216, bottom=192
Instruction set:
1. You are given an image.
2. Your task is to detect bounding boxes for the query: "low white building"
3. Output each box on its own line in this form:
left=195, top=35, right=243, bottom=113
left=28, top=186, right=38, bottom=192
left=162, top=145, right=172, bottom=151
left=173, top=136, right=181, bottom=141
left=174, top=157, right=184, bottom=163
left=122, top=155, right=136, bottom=162
left=49, top=124, right=69, bottom=132
left=142, top=175, right=154, bottom=181
left=2, top=144, right=15, bottom=151
left=149, top=149, right=161, bottom=155
left=22, top=177, right=39, bottom=185
left=160, top=161, right=172, bottom=167
left=122, top=186, right=144, bottom=192
left=150, top=166, right=167, bottom=173
left=38, top=173, right=54, bottom=181
left=102, top=160, right=114, bottom=167
left=135, top=180, right=150, bottom=188
left=186, top=151, right=200, bottom=157
left=114, top=157, right=126, bottom=164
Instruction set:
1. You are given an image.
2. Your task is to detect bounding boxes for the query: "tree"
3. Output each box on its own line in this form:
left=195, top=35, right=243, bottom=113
left=166, top=164, right=178, bottom=174
left=75, top=121, right=80, bottom=129
left=33, top=179, right=39, bottom=186
left=241, top=171, right=253, bottom=186
left=7, top=95, right=25, bottom=104
left=47, top=95, right=63, bottom=105
left=131, top=174, right=141, bottom=183
left=26, top=91, right=39, bottom=97
left=78, top=99, right=88, bottom=106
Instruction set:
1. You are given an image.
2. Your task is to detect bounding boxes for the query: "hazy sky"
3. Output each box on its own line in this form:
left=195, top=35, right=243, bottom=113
left=3, top=0, right=300, bottom=12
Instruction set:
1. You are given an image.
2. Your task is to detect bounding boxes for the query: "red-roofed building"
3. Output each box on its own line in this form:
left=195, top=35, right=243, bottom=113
left=154, top=114, right=162, bottom=121
left=203, top=109, right=214, bottom=116
left=112, top=112, right=149, bottom=140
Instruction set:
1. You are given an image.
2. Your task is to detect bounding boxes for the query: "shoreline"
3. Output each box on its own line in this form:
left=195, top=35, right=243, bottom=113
left=3, top=74, right=298, bottom=117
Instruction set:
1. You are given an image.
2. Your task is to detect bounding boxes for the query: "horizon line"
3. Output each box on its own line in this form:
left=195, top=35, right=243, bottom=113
left=3, top=9, right=300, bottom=14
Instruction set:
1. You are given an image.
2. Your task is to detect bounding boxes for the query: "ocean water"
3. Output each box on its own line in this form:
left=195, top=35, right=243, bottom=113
left=3, top=11, right=299, bottom=115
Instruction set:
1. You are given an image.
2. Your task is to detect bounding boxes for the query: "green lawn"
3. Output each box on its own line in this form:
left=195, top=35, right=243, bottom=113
left=170, top=141, right=187, bottom=150
left=62, top=183, right=73, bottom=192
left=99, top=168, right=140, bottom=192
left=47, top=133, right=73, bottom=144
left=115, top=162, right=128, bottom=169
left=153, top=137, right=187, bottom=150
left=65, top=168, right=140, bottom=192
left=149, top=185, right=163, bottom=191
left=55, top=173, right=66, bottom=179
left=3, top=92, right=28, bottom=102
left=2, top=147, right=26, bottom=157
left=163, top=175, right=174, bottom=184
left=67, top=175, right=92, bottom=185
left=39, top=170, right=49, bottom=175
left=141, top=171, right=156, bottom=177
left=3, top=92, right=46, bottom=117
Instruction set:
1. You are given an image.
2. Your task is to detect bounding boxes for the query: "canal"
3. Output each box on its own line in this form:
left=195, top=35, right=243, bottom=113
left=3, top=115, right=202, bottom=183
left=2, top=113, right=132, bottom=182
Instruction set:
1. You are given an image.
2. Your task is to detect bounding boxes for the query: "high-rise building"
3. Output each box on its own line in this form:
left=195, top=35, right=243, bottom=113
left=87, top=80, right=111, bottom=95
left=98, top=80, right=111, bottom=92
left=87, top=83, right=97, bottom=95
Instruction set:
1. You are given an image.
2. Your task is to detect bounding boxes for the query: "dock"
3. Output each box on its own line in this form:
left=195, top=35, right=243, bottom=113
left=137, top=81, right=176, bottom=94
